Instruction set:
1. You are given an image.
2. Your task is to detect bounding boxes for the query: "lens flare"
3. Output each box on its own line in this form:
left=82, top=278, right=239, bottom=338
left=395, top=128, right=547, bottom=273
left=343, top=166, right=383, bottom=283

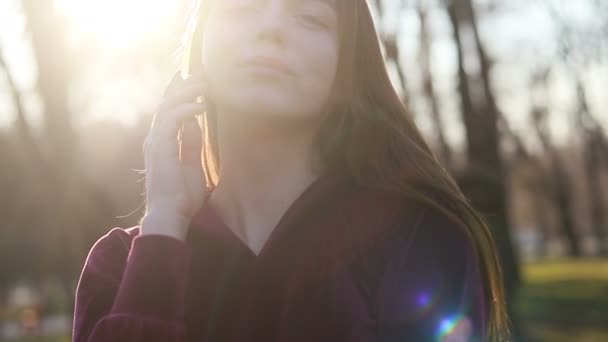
left=412, top=290, right=440, bottom=318
left=437, top=314, right=467, bottom=341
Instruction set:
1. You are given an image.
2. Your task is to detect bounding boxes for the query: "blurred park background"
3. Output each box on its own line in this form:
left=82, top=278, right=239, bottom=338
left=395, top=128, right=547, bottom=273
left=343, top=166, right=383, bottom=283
left=0, top=0, right=607, bottom=341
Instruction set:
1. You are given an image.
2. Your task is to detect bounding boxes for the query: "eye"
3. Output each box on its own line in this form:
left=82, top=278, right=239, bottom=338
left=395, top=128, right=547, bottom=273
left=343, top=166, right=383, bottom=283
left=296, top=13, right=329, bottom=29
left=294, top=1, right=336, bottom=29
left=222, top=0, right=258, bottom=10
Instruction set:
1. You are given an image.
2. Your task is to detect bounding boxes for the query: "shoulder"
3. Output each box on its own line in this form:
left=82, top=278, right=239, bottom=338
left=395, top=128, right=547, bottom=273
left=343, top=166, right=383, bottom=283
left=345, top=186, right=474, bottom=257
left=401, top=201, right=474, bottom=258
left=356, top=186, right=475, bottom=260
left=344, top=189, right=480, bottom=304
left=389, top=204, right=475, bottom=282
left=79, top=226, right=142, bottom=283
left=366, top=188, right=476, bottom=281
left=365, top=193, right=488, bottom=339
left=88, top=226, right=141, bottom=259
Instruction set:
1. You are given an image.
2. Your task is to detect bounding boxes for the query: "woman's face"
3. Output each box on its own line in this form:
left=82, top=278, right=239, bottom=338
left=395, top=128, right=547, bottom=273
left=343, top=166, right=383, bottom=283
left=201, top=0, right=339, bottom=122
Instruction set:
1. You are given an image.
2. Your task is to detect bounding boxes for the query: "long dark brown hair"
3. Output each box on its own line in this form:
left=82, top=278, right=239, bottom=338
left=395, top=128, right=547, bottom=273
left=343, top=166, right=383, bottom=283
left=179, top=0, right=510, bottom=340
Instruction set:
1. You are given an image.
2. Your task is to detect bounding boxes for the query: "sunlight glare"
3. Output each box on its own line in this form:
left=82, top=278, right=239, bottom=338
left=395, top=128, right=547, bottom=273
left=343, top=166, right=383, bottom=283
left=54, top=0, right=178, bottom=49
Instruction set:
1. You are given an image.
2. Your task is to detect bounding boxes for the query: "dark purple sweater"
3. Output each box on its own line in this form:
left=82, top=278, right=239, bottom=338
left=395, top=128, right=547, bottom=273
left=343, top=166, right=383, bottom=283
left=73, top=172, right=488, bottom=341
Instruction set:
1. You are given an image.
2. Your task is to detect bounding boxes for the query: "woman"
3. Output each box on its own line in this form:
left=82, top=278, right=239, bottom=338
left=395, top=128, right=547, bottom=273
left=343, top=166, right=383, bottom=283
left=73, top=0, right=510, bottom=341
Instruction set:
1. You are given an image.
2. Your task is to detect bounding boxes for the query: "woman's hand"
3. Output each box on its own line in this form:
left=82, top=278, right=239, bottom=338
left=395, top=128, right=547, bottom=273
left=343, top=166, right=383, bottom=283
left=141, top=71, right=209, bottom=241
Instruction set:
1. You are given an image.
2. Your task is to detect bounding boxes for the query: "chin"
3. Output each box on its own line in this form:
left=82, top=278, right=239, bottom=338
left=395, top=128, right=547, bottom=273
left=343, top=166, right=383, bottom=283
left=212, top=81, right=327, bottom=121
left=229, top=91, right=307, bottom=117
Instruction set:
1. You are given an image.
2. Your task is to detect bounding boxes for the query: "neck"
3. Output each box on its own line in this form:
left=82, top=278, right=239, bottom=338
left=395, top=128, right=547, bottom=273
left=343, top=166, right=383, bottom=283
left=207, top=110, right=324, bottom=254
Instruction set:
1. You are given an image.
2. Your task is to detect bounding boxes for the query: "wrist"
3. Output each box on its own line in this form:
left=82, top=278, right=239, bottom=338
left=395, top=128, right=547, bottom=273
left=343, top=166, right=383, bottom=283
left=140, top=210, right=189, bottom=241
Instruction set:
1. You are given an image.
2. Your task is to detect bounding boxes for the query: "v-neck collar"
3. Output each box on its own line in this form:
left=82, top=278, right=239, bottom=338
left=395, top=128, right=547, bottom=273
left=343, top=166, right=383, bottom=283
left=189, top=169, right=352, bottom=260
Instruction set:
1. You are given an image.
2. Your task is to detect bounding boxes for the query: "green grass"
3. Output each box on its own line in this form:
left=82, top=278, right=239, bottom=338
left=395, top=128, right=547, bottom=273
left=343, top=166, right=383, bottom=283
left=516, top=259, right=608, bottom=342
left=3, top=336, right=70, bottom=342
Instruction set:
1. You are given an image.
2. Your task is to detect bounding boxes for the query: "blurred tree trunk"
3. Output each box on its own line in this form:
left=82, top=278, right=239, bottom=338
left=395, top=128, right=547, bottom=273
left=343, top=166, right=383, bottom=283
left=575, top=81, right=608, bottom=255
left=373, top=0, right=410, bottom=104
left=384, top=35, right=409, bottom=103
left=530, top=178, right=554, bottom=257
left=21, top=0, right=80, bottom=306
left=446, top=1, right=524, bottom=338
left=544, top=0, right=608, bottom=256
left=0, top=50, right=50, bottom=291
left=0, top=51, right=47, bottom=166
left=20, top=0, right=121, bottom=312
left=585, top=133, right=608, bottom=255
left=446, top=0, right=521, bottom=297
left=531, top=107, right=581, bottom=256
left=22, top=1, right=75, bottom=165
left=552, top=164, right=580, bottom=256
left=416, top=2, right=453, bottom=168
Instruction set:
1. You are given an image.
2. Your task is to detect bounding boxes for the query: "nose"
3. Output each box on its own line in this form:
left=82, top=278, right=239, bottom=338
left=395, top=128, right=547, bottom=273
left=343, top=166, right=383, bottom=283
left=255, top=0, right=288, bottom=45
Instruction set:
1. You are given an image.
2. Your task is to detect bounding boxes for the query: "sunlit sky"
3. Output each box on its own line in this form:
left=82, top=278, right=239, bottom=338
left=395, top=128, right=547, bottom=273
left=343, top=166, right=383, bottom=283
left=0, top=0, right=186, bottom=130
left=54, top=0, right=178, bottom=49
left=0, top=0, right=605, bottom=149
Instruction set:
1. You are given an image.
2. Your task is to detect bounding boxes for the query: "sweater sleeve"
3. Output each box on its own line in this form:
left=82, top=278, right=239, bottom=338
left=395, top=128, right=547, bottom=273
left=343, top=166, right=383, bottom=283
left=72, top=227, right=193, bottom=342
left=373, top=210, right=489, bottom=342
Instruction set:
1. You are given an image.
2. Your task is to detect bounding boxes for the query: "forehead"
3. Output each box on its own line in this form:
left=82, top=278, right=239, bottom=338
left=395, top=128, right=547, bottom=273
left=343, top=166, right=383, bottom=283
left=200, top=0, right=348, bottom=24
left=296, top=0, right=337, bottom=6
left=287, top=0, right=340, bottom=12
left=211, top=0, right=338, bottom=7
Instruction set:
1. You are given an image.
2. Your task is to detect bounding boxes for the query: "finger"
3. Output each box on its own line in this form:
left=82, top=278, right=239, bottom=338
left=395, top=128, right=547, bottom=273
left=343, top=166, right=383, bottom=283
left=179, top=115, right=203, bottom=165
left=156, top=102, right=207, bottom=142
left=188, top=63, right=206, bottom=78
left=159, top=83, right=207, bottom=112
left=184, top=69, right=205, bottom=81
left=169, top=70, right=183, bottom=84
left=161, top=72, right=205, bottom=101
left=178, top=75, right=207, bottom=89
left=145, top=103, right=205, bottom=168
left=162, top=71, right=185, bottom=98
left=163, top=70, right=206, bottom=94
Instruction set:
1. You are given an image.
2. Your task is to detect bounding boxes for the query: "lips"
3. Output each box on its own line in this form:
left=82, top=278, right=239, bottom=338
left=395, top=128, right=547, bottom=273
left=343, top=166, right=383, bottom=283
left=240, top=56, right=295, bottom=76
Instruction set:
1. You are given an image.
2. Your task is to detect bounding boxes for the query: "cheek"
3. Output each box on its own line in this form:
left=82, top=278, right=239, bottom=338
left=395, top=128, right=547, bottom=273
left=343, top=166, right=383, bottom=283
left=301, top=37, right=339, bottom=99
left=201, top=19, right=245, bottom=99
left=201, top=19, right=236, bottom=73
